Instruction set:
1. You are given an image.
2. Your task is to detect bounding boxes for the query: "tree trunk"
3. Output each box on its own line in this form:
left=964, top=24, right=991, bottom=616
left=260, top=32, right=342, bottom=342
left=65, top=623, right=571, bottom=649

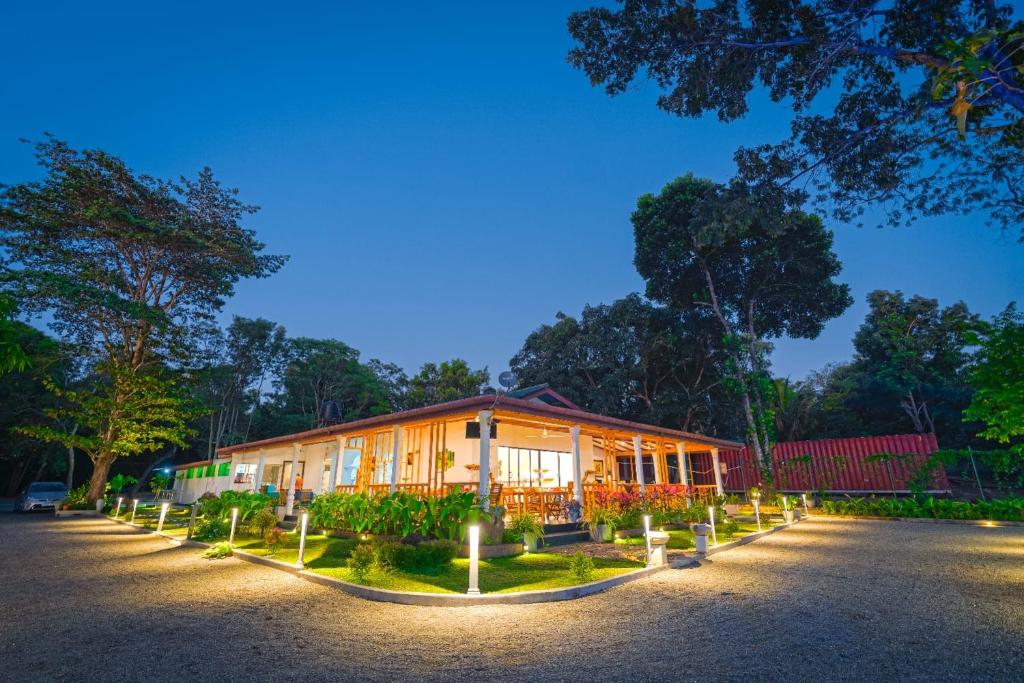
left=87, top=453, right=116, bottom=503
left=65, top=423, right=79, bottom=489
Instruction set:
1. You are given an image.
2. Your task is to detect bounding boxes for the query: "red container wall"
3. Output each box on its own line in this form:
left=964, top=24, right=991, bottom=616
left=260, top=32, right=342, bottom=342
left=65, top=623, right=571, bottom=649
left=719, top=433, right=948, bottom=493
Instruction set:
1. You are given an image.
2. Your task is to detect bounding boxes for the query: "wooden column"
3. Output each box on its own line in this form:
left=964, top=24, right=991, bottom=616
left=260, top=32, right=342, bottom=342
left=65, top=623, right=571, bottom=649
left=712, top=446, right=725, bottom=496
left=632, top=435, right=646, bottom=495
left=389, top=425, right=402, bottom=493
left=478, top=410, right=493, bottom=509
left=677, top=441, right=689, bottom=487
left=570, top=425, right=583, bottom=505
left=285, top=443, right=300, bottom=516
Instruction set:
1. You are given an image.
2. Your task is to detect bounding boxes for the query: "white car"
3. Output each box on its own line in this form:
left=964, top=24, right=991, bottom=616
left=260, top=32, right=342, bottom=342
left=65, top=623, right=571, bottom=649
left=14, top=481, right=69, bottom=512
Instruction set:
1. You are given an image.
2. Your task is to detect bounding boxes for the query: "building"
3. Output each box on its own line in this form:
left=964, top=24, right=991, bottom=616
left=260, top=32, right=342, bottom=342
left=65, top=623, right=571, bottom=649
left=172, top=385, right=741, bottom=517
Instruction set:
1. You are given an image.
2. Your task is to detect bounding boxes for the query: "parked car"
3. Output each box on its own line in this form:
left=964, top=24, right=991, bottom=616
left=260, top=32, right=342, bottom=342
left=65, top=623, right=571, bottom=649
left=14, top=481, right=69, bottom=512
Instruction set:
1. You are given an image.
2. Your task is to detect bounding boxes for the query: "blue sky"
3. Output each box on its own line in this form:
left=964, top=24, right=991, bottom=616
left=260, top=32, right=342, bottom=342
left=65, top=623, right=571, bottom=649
left=2, top=2, right=1020, bottom=383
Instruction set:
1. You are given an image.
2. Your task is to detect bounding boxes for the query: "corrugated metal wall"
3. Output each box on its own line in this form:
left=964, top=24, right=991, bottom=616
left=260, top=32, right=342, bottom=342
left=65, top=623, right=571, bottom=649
left=716, top=433, right=948, bottom=493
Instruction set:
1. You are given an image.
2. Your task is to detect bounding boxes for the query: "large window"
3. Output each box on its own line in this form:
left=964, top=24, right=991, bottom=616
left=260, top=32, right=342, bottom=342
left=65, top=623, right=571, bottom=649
left=615, top=455, right=656, bottom=483
left=234, top=463, right=257, bottom=484
left=498, top=447, right=574, bottom=488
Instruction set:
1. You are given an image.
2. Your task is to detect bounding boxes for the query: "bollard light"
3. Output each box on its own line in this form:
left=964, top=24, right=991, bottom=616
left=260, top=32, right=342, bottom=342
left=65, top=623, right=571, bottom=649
left=229, top=507, right=239, bottom=545
left=642, top=514, right=653, bottom=566
left=130, top=499, right=140, bottom=524
left=186, top=501, right=199, bottom=540
left=802, top=493, right=810, bottom=515
left=467, top=523, right=481, bottom=595
left=754, top=498, right=762, bottom=532
left=156, top=502, right=170, bottom=533
left=708, top=505, right=717, bottom=546
left=115, top=496, right=123, bottom=518
left=296, top=511, right=309, bottom=569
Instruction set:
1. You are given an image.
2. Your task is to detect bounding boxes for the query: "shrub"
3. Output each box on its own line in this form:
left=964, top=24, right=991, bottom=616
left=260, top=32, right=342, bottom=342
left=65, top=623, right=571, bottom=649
left=373, top=539, right=458, bottom=573
left=348, top=543, right=375, bottom=582
left=412, top=540, right=458, bottom=571
left=264, top=527, right=285, bottom=554
left=62, top=484, right=90, bottom=510
left=308, top=489, right=476, bottom=540
left=248, top=508, right=279, bottom=538
left=722, top=519, right=739, bottom=539
left=204, top=542, right=233, bottom=559
left=568, top=550, right=595, bottom=583
left=194, top=517, right=229, bottom=541
left=507, top=512, right=544, bottom=540
left=373, top=541, right=412, bottom=572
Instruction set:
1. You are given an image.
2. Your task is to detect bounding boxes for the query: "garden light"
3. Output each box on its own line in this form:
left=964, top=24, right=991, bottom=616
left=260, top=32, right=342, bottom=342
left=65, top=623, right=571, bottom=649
left=130, top=499, right=139, bottom=524
left=754, top=498, right=762, bottom=532
left=156, top=502, right=169, bottom=533
left=708, top=505, right=717, bottom=546
left=115, top=496, right=123, bottom=518
left=467, top=523, right=481, bottom=595
left=802, top=493, right=810, bottom=514
left=186, top=502, right=199, bottom=540
left=296, top=511, right=309, bottom=569
left=229, top=507, right=239, bottom=545
left=643, top=514, right=653, bottom=565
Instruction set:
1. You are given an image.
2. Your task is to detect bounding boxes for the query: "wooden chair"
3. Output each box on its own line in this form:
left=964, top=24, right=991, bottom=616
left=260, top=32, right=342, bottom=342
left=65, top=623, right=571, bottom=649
left=489, top=482, right=503, bottom=509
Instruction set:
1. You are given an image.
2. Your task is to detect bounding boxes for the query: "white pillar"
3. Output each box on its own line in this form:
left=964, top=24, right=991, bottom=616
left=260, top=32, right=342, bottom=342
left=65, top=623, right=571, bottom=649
left=329, top=438, right=341, bottom=493
left=653, top=443, right=664, bottom=484
left=632, top=435, right=646, bottom=495
left=570, top=425, right=583, bottom=505
left=478, top=410, right=492, bottom=510
left=677, top=442, right=689, bottom=487
left=711, top=447, right=725, bottom=496
left=285, top=443, right=300, bottom=516
left=389, top=425, right=402, bottom=493
left=254, top=449, right=266, bottom=493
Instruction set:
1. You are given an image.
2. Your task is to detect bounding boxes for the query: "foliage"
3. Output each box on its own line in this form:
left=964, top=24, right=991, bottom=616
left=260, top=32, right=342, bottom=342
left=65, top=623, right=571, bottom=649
left=405, top=359, right=490, bottom=409
left=510, top=294, right=742, bottom=437
left=0, top=137, right=285, bottom=500
left=632, top=175, right=851, bottom=473
left=193, top=517, right=229, bottom=541
left=587, top=506, right=618, bottom=532
left=308, top=490, right=477, bottom=541
left=507, top=512, right=545, bottom=541
left=568, top=1, right=1024, bottom=238
left=568, top=550, right=595, bottom=583
left=374, top=539, right=459, bottom=574
left=148, top=472, right=173, bottom=496
left=248, top=508, right=280, bottom=539
left=819, top=495, right=1024, bottom=521
left=107, top=473, right=137, bottom=494
left=203, top=542, right=233, bottom=559
left=62, top=483, right=89, bottom=510
left=347, top=543, right=376, bottom=582
left=263, top=527, right=286, bottom=554
left=0, top=293, right=29, bottom=375
left=964, top=304, right=1024, bottom=458
left=200, top=489, right=275, bottom=522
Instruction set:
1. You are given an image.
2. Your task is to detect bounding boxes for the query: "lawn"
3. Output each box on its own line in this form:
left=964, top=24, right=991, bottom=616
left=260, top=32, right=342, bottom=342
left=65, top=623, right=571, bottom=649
left=614, top=521, right=766, bottom=550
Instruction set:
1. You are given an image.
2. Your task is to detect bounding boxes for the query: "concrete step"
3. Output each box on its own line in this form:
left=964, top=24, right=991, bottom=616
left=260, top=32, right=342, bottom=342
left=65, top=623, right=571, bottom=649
left=542, top=530, right=591, bottom=547
left=543, top=522, right=583, bottom=534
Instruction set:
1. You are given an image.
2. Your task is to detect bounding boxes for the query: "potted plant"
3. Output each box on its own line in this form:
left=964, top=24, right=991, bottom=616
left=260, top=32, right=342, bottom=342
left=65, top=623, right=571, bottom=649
left=587, top=506, right=616, bottom=542
left=508, top=512, right=545, bottom=552
left=723, top=494, right=741, bottom=516
left=563, top=498, right=583, bottom=524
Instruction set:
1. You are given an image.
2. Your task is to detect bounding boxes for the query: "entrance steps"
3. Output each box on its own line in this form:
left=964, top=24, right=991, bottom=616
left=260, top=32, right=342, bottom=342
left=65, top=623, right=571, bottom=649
left=541, top=522, right=589, bottom=547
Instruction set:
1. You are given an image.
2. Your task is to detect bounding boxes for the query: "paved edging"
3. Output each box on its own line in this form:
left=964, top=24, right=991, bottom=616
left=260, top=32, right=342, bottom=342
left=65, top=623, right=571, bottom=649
left=813, top=514, right=1024, bottom=528
left=97, top=515, right=799, bottom=606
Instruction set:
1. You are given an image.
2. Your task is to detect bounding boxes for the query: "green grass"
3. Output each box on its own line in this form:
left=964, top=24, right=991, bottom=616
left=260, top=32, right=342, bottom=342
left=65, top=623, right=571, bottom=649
left=234, top=533, right=357, bottom=566
left=614, top=522, right=765, bottom=550
left=310, top=552, right=643, bottom=594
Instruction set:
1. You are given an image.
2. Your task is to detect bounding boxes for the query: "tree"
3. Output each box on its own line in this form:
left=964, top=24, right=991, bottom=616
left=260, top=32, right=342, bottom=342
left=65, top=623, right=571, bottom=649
left=964, top=303, right=1024, bottom=455
left=0, top=293, right=30, bottom=374
left=632, top=174, right=852, bottom=471
left=405, top=360, right=489, bottom=409
left=510, top=294, right=740, bottom=437
left=0, top=138, right=285, bottom=500
left=568, top=1, right=1024, bottom=238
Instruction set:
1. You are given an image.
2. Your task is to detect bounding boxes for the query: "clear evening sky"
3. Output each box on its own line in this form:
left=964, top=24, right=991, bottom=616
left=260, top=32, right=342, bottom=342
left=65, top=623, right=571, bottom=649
left=2, top=2, right=1020, bottom=384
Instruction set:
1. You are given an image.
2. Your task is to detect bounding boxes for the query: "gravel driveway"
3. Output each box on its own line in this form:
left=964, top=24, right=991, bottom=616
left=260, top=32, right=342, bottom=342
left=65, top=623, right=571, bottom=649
left=1, top=514, right=1021, bottom=682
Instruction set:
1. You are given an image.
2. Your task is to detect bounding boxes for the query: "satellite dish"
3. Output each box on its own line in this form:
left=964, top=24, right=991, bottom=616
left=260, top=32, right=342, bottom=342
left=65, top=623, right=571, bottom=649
left=498, top=371, right=516, bottom=390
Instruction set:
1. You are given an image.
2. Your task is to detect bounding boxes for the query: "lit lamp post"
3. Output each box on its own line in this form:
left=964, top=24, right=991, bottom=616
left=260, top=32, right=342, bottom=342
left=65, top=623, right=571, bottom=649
left=752, top=491, right=762, bottom=532
left=708, top=505, right=717, bottom=546
left=115, top=496, right=123, bottom=518
left=186, top=501, right=199, bottom=540
left=642, top=514, right=653, bottom=565
left=229, top=507, right=239, bottom=545
left=802, top=493, right=810, bottom=516
left=156, top=502, right=170, bottom=533
left=130, top=499, right=140, bottom=524
left=467, top=524, right=480, bottom=595
left=296, top=511, right=309, bottom=569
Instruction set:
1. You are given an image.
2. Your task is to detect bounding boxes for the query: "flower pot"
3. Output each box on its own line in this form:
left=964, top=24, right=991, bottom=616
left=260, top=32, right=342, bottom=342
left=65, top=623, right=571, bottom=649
left=783, top=509, right=795, bottom=523
left=601, top=525, right=614, bottom=542
left=523, top=531, right=541, bottom=553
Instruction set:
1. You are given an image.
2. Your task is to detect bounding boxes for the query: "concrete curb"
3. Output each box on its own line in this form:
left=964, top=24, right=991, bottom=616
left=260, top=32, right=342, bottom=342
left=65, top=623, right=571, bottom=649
left=700, top=520, right=794, bottom=558
left=97, top=515, right=799, bottom=606
left=813, top=514, right=1024, bottom=528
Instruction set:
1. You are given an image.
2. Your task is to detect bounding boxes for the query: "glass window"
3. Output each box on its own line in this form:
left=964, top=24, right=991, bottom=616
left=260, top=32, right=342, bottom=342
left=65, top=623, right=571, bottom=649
left=666, top=454, right=681, bottom=484
left=234, top=463, right=257, bottom=484
left=498, top=447, right=572, bottom=488
left=616, top=455, right=655, bottom=483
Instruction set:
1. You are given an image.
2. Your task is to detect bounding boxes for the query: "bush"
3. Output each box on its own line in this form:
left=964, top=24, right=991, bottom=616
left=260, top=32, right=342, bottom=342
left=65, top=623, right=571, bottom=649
left=264, top=527, right=285, bottom=554
left=569, top=550, right=595, bottom=583
left=194, top=517, right=229, bottom=541
left=62, top=484, right=90, bottom=510
left=348, top=543, right=376, bottom=582
left=308, top=489, right=476, bottom=540
left=818, top=495, right=1024, bottom=522
left=373, top=539, right=458, bottom=573
left=507, top=512, right=544, bottom=540
left=248, top=508, right=279, bottom=539
left=204, top=542, right=233, bottom=559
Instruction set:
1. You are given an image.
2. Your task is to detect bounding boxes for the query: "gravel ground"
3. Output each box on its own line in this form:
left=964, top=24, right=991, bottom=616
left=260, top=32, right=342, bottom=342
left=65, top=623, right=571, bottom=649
left=1, top=514, right=1022, bottom=682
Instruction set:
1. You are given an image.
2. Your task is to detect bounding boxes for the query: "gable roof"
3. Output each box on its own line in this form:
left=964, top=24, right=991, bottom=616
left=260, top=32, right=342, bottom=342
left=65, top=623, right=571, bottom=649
left=216, top=393, right=743, bottom=456
left=506, top=383, right=581, bottom=410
